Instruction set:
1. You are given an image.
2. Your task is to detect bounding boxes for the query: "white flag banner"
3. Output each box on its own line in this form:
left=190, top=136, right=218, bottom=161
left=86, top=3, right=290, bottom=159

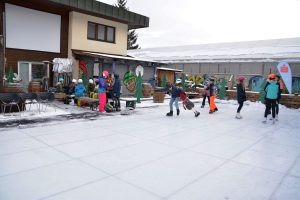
left=277, top=61, right=292, bottom=94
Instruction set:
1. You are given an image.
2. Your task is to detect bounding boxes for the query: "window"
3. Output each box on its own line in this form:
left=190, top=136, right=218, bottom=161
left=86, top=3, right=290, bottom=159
left=87, top=22, right=115, bottom=43
left=18, top=62, right=49, bottom=88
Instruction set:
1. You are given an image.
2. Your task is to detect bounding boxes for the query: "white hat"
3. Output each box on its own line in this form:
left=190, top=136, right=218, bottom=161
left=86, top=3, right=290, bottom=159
left=72, top=79, right=77, bottom=83
left=89, top=79, right=94, bottom=84
left=78, top=79, right=83, bottom=83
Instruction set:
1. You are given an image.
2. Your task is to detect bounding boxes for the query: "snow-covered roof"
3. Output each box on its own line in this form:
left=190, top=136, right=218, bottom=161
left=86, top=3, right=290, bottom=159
left=128, top=38, right=300, bottom=63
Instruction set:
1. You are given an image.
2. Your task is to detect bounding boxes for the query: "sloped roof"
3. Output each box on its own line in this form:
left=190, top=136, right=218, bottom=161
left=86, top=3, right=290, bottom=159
left=48, top=0, right=149, bottom=29
left=129, top=38, right=300, bottom=63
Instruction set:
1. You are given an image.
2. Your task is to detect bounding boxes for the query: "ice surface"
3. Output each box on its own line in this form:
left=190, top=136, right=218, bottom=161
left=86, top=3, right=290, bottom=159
left=0, top=99, right=300, bottom=200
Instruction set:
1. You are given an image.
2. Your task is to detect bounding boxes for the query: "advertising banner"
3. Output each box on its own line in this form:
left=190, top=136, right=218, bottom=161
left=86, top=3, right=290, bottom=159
left=277, top=61, right=292, bottom=94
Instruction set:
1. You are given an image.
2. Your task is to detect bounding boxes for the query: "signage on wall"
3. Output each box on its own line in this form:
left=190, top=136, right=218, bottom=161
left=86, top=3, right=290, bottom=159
left=277, top=61, right=292, bottom=94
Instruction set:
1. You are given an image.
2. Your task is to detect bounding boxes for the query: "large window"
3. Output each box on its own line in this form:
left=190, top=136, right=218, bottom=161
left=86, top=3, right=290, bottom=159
left=87, top=22, right=115, bottom=43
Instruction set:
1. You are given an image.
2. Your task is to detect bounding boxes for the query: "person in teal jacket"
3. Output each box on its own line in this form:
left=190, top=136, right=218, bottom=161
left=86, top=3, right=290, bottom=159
left=75, top=79, right=86, bottom=97
left=263, top=74, right=279, bottom=124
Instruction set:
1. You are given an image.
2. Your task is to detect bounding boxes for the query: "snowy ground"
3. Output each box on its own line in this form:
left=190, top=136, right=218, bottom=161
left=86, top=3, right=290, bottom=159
left=0, top=99, right=300, bottom=200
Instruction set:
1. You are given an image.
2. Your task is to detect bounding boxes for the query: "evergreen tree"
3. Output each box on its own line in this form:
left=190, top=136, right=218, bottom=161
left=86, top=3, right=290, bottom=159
left=135, top=72, right=143, bottom=103
left=116, top=0, right=128, bottom=10
left=116, top=0, right=140, bottom=49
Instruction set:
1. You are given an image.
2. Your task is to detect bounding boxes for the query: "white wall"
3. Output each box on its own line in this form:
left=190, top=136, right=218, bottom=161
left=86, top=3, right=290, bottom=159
left=5, top=3, right=61, bottom=53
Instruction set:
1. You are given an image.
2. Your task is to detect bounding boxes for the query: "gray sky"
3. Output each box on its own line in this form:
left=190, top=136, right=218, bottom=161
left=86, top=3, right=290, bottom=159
left=99, top=0, right=300, bottom=48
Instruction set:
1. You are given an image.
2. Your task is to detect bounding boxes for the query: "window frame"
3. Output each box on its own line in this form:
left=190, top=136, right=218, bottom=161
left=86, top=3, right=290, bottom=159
left=18, top=61, right=49, bottom=82
left=87, top=21, right=116, bottom=43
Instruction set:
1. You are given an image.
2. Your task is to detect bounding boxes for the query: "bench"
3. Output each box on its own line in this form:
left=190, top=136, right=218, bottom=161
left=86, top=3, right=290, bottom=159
left=77, top=97, right=99, bottom=111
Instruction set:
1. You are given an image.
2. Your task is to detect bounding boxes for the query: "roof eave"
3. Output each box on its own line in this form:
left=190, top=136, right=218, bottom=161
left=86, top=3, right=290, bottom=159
left=47, top=0, right=149, bottom=29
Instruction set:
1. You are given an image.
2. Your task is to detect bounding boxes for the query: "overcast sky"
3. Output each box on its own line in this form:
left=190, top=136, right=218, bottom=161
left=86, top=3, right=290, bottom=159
left=99, top=0, right=300, bottom=48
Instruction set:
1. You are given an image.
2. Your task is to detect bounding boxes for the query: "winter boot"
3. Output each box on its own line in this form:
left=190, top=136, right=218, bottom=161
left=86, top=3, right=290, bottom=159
left=166, top=111, right=173, bottom=116
left=262, top=117, right=267, bottom=124
left=177, top=109, right=180, bottom=116
left=235, top=113, right=242, bottom=119
left=214, top=108, right=218, bottom=112
left=209, top=110, right=214, bottom=114
left=201, top=105, right=204, bottom=108
left=195, top=111, right=200, bottom=117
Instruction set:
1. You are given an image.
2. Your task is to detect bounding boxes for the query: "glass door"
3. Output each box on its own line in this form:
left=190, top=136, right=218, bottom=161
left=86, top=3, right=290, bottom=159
left=18, top=62, right=30, bottom=91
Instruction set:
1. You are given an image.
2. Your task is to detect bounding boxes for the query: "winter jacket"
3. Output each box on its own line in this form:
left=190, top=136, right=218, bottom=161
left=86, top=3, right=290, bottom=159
left=112, top=77, right=121, bottom=97
left=208, top=83, right=216, bottom=96
left=75, top=83, right=86, bottom=97
left=88, top=83, right=96, bottom=94
left=66, top=83, right=76, bottom=95
left=265, top=81, right=279, bottom=100
left=98, top=77, right=108, bottom=93
left=237, top=83, right=246, bottom=103
left=171, top=86, right=181, bottom=98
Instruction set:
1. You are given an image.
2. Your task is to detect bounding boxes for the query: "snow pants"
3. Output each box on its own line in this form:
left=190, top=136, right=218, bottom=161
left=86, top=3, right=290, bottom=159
left=209, top=96, right=217, bottom=111
left=99, top=93, right=106, bottom=112
left=264, top=99, right=276, bottom=118
left=237, top=101, right=244, bottom=113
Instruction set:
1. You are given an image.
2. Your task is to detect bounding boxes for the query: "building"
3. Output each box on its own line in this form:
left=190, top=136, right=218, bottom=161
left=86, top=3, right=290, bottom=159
left=129, top=38, right=300, bottom=77
left=1, top=0, right=158, bottom=93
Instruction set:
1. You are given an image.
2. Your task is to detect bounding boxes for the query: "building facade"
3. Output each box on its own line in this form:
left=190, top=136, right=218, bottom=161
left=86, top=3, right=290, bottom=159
left=0, top=0, right=155, bottom=93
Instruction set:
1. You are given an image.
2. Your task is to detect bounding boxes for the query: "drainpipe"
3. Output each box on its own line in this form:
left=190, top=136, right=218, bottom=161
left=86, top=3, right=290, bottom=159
left=112, top=59, right=116, bottom=74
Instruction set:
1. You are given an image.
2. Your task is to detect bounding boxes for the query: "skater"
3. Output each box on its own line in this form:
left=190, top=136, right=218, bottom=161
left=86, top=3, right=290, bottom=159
left=75, top=79, right=86, bottom=97
left=166, top=83, right=181, bottom=116
left=87, top=79, right=96, bottom=97
left=263, top=74, right=279, bottom=124
left=236, top=76, right=246, bottom=119
left=179, top=91, right=200, bottom=117
left=112, top=74, right=121, bottom=111
left=201, top=81, right=210, bottom=108
left=208, top=78, right=218, bottom=114
left=275, top=75, right=283, bottom=120
left=98, top=71, right=108, bottom=112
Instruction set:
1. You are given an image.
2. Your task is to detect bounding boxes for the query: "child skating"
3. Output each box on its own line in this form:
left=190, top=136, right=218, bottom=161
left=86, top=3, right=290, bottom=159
left=179, top=91, right=200, bottom=117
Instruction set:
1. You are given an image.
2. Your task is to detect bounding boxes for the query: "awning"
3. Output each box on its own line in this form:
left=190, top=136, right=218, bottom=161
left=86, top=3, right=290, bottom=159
left=72, top=50, right=165, bottom=64
left=156, top=67, right=183, bottom=72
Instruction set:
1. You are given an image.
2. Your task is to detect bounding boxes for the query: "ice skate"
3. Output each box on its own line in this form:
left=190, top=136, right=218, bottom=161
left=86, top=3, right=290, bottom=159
left=235, top=113, right=242, bottom=119
left=166, top=111, right=173, bottom=116
left=195, top=111, right=200, bottom=117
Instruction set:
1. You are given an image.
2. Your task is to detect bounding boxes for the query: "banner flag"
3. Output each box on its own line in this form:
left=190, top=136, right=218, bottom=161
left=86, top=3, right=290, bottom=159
left=277, top=61, right=292, bottom=94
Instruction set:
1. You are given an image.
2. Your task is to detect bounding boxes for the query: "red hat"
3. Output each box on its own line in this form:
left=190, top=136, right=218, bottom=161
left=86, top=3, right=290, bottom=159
left=238, top=76, right=245, bottom=81
left=268, top=74, right=276, bottom=79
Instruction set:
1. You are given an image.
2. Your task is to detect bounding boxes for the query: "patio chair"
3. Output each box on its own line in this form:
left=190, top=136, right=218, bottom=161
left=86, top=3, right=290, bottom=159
left=38, top=92, right=56, bottom=112
left=0, top=93, right=21, bottom=115
left=18, top=93, right=39, bottom=111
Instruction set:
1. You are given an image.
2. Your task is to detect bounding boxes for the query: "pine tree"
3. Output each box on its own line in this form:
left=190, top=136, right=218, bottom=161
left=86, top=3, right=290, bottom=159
left=116, top=0, right=140, bottom=49
left=135, top=72, right=143, bottom=103
left=116, top=0, right=128, bottom=10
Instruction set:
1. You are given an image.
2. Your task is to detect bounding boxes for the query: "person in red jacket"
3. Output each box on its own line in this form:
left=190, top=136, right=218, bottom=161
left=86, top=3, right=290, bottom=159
left=179, top=91, right=200, bottom=117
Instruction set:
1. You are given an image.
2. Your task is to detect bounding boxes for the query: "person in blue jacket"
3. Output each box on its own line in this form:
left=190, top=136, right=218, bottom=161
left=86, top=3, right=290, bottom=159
left=75, top=79, right=86, bottom=97
left=112, top=74, right=121, bottom=111
left=263, top=74, right=279, bottom=124
left=166, top=83, right=182, bottom=116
